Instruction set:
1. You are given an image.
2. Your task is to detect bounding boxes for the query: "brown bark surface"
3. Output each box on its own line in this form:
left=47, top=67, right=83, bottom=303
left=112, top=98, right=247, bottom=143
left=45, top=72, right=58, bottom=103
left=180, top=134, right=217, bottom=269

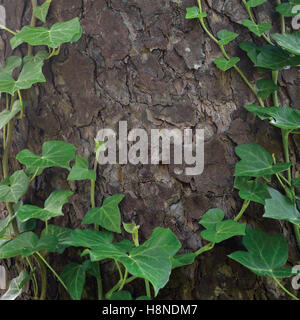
left=0, top=0, right=299, bottom=300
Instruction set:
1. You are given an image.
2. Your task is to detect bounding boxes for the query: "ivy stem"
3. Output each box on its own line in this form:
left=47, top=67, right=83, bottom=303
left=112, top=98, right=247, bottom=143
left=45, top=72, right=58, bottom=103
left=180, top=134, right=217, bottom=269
left=276, top=0, right=285, bottom=34
left=25, top=257, right=39, bottom=299
left=234, top=200, right=250, bottom=222
left=272, top=274, right=299, bottom=300
left=105, top=276, right=137, bottom=299
left=35, top=252, right=68, bottom=292
left=197, top=0, right=264, bottom=107
left=118, top=269, right=128, bottom=292
left=195, top=242, right=215, bottom=256
left=0, top=25, right=16, bottom=35
left=33, top=254, right=47, bottom=300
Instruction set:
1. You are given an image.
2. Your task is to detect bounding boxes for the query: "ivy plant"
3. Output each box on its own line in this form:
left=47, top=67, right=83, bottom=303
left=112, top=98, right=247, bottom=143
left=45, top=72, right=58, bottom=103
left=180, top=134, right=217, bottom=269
left=185, top=0, right=300, bottom=300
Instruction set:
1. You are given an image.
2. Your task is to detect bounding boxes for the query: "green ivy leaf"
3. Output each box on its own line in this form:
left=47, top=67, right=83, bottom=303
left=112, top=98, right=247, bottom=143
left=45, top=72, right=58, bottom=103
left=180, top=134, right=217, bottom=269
left=214, top=57, right=240, bottom=71
left=67, top=155, right=96, bottom=181
left=263, top=187, right=300, bottom=224
left=40, top=225, right=73, bottom=253
left=0, top=100, right=23, bottom=130
left=243, top=104, right=271, bottom=120
left=0, top=170, right=29, bottom=203
left=199, top=209, right=246, bottom=243
left=271, top=32, right=300, bottom=56
left=246, top=0, right=266, bottom=7
left=16, top=140, right=77, bottom=170
left=90, top=227, right=181, bottom=296
left=217, top=29, right=239, bottom=45
left=1, top=56, right=22, bottom=74
left=234, top=144, right=292, bottom=177
left=81, top=194, right=124, bottom=233
left=185, top=7, right=207, bottom=19
left=0, top=271, right=30, bottom=300
left=256, top=78, right=279, bottom=99
left=33, top=0, right=51, bottom=23
left=242, top=19, right=271, bottom=36
left=276, top=2, right=300, bottom=17
left=268, top=107, right=300, bottom=130
left=0, top=232, right=39, bottom=258
left=17, top=190, right=73, bottom=222
left=35, top=234, right=58, bottom=252
left=228, top=228, right=293, bottom=277
left=11, top=17, right=82, bottom=49
left=108, top=291, right=133, bottom=300
left=234, top=177, right=271, bottom=205
left=171, top=252, right=197, bottom=269
left=292, top=178, right=300, bottom=188
left=61, top=262, right=88, bottom=300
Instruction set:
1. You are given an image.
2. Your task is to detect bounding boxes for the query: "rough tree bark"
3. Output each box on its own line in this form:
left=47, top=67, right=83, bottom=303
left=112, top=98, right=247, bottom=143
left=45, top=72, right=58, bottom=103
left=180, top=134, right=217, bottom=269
left=0, top=0, right=299, bottom=300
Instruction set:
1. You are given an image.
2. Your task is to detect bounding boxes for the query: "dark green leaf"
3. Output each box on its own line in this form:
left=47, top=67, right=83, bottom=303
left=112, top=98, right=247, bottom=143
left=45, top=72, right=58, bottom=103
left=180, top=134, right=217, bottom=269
left=263, top=187, right=300, bottom=224
left=292, top=178, right=300, bottom=188
left=276, top=2, right=300, bottom=17
left=242, top=19, right=271, bottom=36
left=234, top=144, right=292, bottom=177
left=228, top=228, right=292, bottom=277
left=171, top=252, right=197, bottom=269
left=108, top=291, right=133, bottom=300
left=271, top=32, right=300, bottom=56
left=40, top=225, right=73, bottom=253
left=256, top=78, right=279, bottom=99
left=81, top=194, right=124, bottom=233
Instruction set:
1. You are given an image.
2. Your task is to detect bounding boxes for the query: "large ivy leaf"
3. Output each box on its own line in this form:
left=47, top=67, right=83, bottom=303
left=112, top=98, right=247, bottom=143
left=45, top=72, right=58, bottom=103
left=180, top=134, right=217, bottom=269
left=0, top=271, right=30, bottom=300
left=263, top=187, right=300, bottom=225
left=234, top=144, right=292, bottom=177
left=199, top=209, right=246, bottom=243
left=271, top=32, right=300, bottom=56
left=239, top=42, right=300, bottom=70
left=81, top=194, right=124, bottom=233
left=33, top=0, right=51, bottom=23
left=61, top=262, right=88, bottom=300
left=276, top=1, right=300, bottom=17
left=16, top=140, right=77, bottom=170
left=234, top=177, right=271, bottom=205
left=268, top=107, right=300, bottom=130
left=242, top=19, right=271, bottom=36
left=0, top=170, right=29, bottom=203
left=217, top=29, right=239, bottom=45
left=214, top=57, right=240, bottom=71
left=40, top=225, right=73, bottom=253
left=228, top=228, right=294, bottom=277
left=0, top=232, right=39, bottom=258
left=17, top=190, right=73, bottom=222
left=11, top=18, right=82, bottom=49
left=90, top=227, right=181, bottom=295
left=185, top=7, right=207, bottom=19
left=67, top=155, right=96, bottom=181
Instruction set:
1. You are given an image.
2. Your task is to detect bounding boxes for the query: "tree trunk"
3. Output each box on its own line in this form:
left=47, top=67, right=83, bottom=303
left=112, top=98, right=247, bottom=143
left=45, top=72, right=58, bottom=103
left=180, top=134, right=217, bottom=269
left=0, top=0, right=299, bottom=300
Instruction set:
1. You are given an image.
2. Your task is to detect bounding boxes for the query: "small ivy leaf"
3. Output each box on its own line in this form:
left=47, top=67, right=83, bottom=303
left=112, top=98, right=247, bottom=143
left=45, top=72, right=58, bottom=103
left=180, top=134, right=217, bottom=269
left=263, top=187, right=300, bottom=224
left=17, top=190, right=73, bottom=222
left=217, top=29, right=239, bottom=45
left=0, top=232, right=39, bottom=258
left=185, top=7, right=207, bottom=19
left=234, top=177, right=271, bottom=205
left=0, top=215, right=16, bottom=238
left=271, top=32, right=300, bottom=56
left=198, top=209, right=246, bottom=243
left=276, top=2, right=300, bottom=17
left=171, top=252, right=197, bottom=269
left=246, top=0, right=267, bottom=7
left=2, top=56, right=22, bottom=74
left=10, top=17, right=82, bottom=49
left=292, top=178, right=300, bottom=188
left=40, top=225, right=72, bottom=253
left=243, top=104, right=272, bottom=120
left=33, top=0, right=51, bottom=23
left=0, top=170, right=29, bottom=203
left=123, top=221, right=139, bottom=234
left=0, top=100, right=24, bottom=130
left=214, top=57, right=240, bottom=71
left=0, top=271, right=30, bottom=300
left=108, top=291, right=133, bottom=300
left=16, top=140, right=77, bottom=170
left=82, top=260, right=99, bottom=278
left=81, top=194, right=124, bottom=233
left=67, top=155, right=96, bottom=181
left=228, top=228, right=293, bottom=277
left=256, top=78, right=279, bottom=99
left=242, top=19, right=271, bottom=36
left=60, top=263, right=87, bottom=300
left=234, top=144, right=292, bottom=177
